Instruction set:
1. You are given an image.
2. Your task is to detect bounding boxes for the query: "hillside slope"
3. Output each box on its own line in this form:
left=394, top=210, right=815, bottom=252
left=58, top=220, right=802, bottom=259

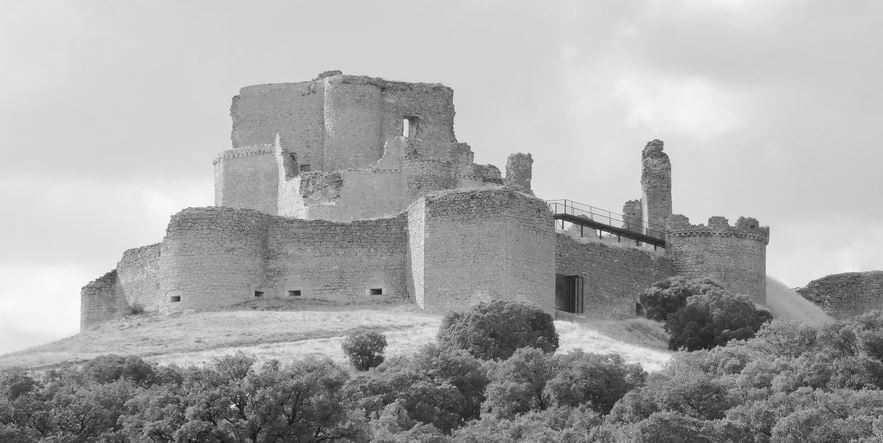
left=766, top=276, right=832, bottom=325
left=0, top=302, right=671, bottom=372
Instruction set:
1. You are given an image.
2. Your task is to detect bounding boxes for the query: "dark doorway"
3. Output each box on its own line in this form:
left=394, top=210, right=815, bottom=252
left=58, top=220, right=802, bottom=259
left=555, top=274, right=584, bottom=314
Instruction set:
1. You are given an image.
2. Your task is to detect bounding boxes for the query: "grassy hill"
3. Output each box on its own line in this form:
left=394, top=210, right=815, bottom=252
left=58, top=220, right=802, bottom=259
left=0, top=300, right=672, bottom=372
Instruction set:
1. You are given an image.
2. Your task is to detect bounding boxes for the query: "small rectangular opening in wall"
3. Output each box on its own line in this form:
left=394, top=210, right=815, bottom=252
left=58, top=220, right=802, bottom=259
left=403, top=116, right=418, bottom=138
left=299, top=164, right=310, bottom=172
left=254, top=291, right=264, bottom=298
left=288, top=290, right=301, bottom=297
left=369, top=288, right=383, bottom=296
left=169, top=295, right=181, bottom=303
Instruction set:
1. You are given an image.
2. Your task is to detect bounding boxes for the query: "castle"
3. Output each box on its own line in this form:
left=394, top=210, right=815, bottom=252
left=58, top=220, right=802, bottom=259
left=80, top=71, right=770, bottom=330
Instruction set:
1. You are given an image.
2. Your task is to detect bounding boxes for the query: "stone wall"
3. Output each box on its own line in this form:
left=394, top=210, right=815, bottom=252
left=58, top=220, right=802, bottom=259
left=263, top=215, right=409, bottom=301
left=555, top=234, right=676, bottom=318
left=228, top=73, right=456, bottom=177
left=622, top=199, right=642, bottom=234
left=159, top=207, right=271, bottom=314
left=116, top=243, right=162, bottom=310
left=797, top=271, right=883, bottom=319
left=231, top=81, right=326, bottom=171
left=323, top=79, right=383, bottom=170
left=378, top=81, right=456, bottom=157
left=213, top=145, right=279, bottom=214
left=80, top=270, right=126, bottom=330
left=407, top=198, right=426, bottom=308
left=504, top=153, right=533, bottom=193
left=666, top=215, right=769, bottom=304
left=416, top=188, right=555, bottom=313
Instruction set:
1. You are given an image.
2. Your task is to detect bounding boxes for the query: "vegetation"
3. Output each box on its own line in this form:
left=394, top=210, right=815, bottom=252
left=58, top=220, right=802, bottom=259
left=638, top=276, right=725, bottom=321
left=10, top=301, right=883, bottom=441
left=437, top=300, right=558, bottom=360
left=342, top=330, right=388, bottom=371
left=639, top=276, right=772, bottom=351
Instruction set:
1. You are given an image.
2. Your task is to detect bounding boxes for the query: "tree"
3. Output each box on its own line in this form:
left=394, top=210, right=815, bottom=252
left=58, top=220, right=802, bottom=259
left=482, top=347, right=557, bottom=418
left=82, top=354, right=157, bottom=387
left=437, top=300, right=558, bottom=360
left=638, top=277, right=725, bottom=321
left=544, top=351, right=646, bottom=415
left=345, top=344, right=489, bottom=434
left=666, top=291, right=772, bottom=351
left=342, top=330, right=388, bottom=371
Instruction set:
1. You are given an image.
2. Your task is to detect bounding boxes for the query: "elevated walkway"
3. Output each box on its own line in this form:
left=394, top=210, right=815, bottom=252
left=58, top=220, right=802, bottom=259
left=546, top=199, right=666, bottom=249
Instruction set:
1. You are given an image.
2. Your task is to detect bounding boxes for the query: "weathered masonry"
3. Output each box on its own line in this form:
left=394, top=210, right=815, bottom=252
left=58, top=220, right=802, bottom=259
left=81, top=71, right=770, bottom=329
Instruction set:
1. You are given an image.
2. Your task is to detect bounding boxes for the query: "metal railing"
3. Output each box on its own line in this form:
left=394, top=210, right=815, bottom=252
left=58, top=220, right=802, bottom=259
left=546, top=199, right=666, bottom=241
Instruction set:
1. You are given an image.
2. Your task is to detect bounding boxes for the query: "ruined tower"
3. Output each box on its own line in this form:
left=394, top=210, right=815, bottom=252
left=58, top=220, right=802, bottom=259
left=640, top=139, right=672, bottom=237
left=214, top=72, right=510, bottom=222
left=504, top=153, right=533, bottom=194
left=621, top=199, right=643, bottom=234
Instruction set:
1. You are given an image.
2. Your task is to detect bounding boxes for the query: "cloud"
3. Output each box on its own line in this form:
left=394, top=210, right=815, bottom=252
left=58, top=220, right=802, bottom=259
left=0, top=178, right=212, bottom=268
left=615, top=72, right=749, bottom=140
left=0, top=264, right=89, bottom=354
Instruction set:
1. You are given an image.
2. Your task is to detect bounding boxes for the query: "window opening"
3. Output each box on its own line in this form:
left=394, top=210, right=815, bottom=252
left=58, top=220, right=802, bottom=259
left=403, top=116, right=418, bottom=138
left=299, top=164, right=310, bottom=172
left=254, top=290, right=264, bottom=297
left=288, top=290, right=302, bottom=297
left=169, top=295, right=181, bottom=303
left=369, top=288, right=383, bottom=296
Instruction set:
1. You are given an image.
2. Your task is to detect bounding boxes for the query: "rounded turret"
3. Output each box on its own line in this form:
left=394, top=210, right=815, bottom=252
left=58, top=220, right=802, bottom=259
left=665, top=214, right=770, bottom=304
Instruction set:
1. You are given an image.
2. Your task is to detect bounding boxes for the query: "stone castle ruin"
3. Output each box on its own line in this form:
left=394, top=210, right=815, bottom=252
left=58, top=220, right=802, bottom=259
left=81, top=71, right=770, bottom=329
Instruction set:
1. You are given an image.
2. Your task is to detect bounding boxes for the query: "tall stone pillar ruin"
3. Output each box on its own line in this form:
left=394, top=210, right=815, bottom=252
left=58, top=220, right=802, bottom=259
left=505, top=153, right=533, bottom=194
left=640, top=139, right=672, bottom=237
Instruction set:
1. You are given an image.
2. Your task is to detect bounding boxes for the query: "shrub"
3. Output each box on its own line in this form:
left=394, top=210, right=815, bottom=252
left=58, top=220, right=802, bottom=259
left=482, top=347, right=557, bottom=418
left=127, top=303, right=145, bottom=315
left=666, top=292, right=772, bottom=351
left=638, top=277, right=725, bottom=321
left=83, top=354, right=157, bottom=386
left=342, top=330, right=388, bottom=371
left=437, top=300, right=558, bottom=360
left=544, top=351, right=646, bottom=414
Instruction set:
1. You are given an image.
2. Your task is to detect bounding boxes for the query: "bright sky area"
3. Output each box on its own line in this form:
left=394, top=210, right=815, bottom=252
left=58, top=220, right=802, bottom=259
left=1, top=0, right=881, bottom=354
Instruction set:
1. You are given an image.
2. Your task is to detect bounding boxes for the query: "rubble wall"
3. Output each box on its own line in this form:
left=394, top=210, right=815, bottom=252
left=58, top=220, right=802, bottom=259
left=323, top=79, right=383, bottom=170
left=230, top=81, right=326, bottom=171
left=213, top=146, right=279, bottom=214
left=80, top=271, right=127, bottom=330
left=419, top=188, right=555, bottom=313
left=555, top=235, right=676, bottom=318
left=159, top=207, right=271, bottom=313
left=116, top=243, right=162, bottom=310
left=798, top=271, right=883, bottom=319
left=263, top=215, right=409, bottom=301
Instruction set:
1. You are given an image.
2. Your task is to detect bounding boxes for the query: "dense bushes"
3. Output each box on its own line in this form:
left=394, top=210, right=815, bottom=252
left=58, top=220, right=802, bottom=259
left=437, top=300, right=558, bottom=360
left=342, top=330, right=388, bottom=371
left=639, top=277, right=725, bottom=321
left=638, top=277, right=772, bottom=350
left=9, top=308, right=883, bottom=440
left=666, top=291, right=772, bottom=351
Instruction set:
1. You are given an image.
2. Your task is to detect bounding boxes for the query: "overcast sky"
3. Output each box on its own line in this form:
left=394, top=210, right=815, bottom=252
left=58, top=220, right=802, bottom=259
left=1, top=0, right=881, bottom=354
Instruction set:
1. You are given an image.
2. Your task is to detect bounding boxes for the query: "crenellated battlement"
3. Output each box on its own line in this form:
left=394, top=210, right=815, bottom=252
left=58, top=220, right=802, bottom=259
left=212, top=144, right=276, bottom=165
left=666, top=214, right=770, bottom=245
left=665, top=214, right=769, bottom=303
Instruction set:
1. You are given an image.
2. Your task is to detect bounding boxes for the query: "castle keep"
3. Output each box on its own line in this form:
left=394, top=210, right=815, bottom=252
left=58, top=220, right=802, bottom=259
left=81, top=72, right=770, bottom=329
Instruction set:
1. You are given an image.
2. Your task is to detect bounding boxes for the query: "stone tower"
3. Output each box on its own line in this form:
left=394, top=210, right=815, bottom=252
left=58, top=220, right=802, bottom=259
left=504, top=153, right=533, bottom=194
left=665, top=215, right=770, bottom=304
left=621, top=199, right=643, bottom=234
left=640, top=139, right=672, bottom=237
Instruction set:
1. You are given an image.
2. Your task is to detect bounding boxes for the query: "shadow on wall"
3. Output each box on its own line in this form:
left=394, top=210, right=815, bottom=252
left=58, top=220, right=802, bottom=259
left=765, top=276, right=832, bottom=325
